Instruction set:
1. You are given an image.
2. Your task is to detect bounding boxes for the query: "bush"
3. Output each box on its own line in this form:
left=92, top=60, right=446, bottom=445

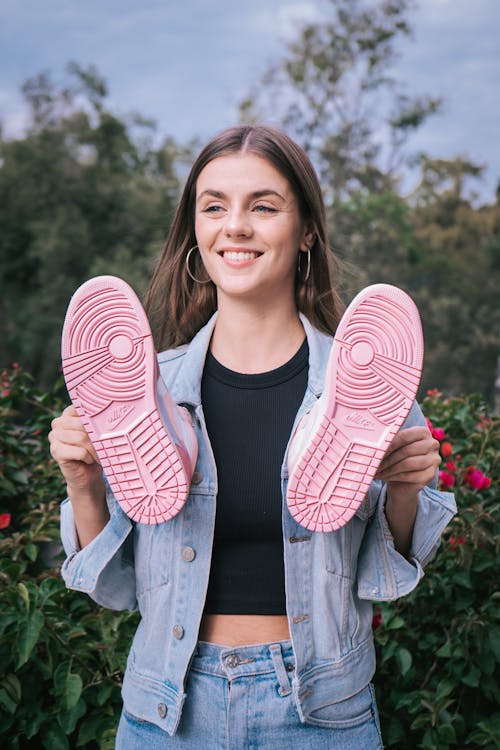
left=0, top=366, right=138, bottom=749
left=374, top=390, right=499, bottom=749
left=1, top=368, right=498, bottom=748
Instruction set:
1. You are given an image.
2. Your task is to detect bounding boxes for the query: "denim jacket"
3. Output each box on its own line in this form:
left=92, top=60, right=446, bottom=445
left=60, top=313, right=457, bottom=735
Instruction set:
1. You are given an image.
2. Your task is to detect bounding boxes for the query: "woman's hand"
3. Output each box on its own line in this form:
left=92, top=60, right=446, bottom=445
left=49, top=404, right=109, bottom=548
left=49, top=404, right=103, bottom=492
left=375, top=426, right=440, bottom=495
left=375, top=426, right=441, bottom=557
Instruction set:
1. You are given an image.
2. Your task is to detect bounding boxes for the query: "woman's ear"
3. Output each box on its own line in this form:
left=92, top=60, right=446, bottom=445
left=300, top=227, right=316, bottom=252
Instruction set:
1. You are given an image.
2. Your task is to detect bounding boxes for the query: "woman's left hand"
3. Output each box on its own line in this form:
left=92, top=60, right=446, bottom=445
left=375, top=426, right=441, bottom=495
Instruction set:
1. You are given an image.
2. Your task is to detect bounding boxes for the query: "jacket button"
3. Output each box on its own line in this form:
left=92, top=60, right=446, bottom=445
left=181, top=546, right=196, bottom=562
left=157, top=703, right=167, bottom=719
left=172, top=624, right=184, bottom=640
left=191, top=471, right=202, bottom=485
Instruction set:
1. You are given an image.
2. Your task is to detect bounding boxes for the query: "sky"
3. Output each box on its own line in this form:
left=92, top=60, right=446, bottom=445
left=0, top=0, right=499, bottom=202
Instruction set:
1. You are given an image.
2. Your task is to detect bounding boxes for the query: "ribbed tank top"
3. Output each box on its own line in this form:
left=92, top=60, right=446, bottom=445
left=201, top=339, right=308, bottom=614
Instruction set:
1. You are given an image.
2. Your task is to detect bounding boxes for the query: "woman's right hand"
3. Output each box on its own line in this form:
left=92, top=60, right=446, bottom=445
left=49, top=404, right=103, bottom=493
left=49, top=404, right=110, bottom=547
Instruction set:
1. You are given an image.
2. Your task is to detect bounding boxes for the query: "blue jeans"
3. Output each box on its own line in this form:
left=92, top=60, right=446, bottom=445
left=116, top=640, right=384, bottom=749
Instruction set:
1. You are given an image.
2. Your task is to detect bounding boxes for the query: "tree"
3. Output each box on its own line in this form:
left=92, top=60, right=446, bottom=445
left=0, top=63, right=181, bottom=387
left=240, top=0, right=499, bottom=401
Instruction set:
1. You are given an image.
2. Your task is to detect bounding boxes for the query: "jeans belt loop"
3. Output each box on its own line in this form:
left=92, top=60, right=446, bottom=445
left=269, top=643, right=292, bottom=697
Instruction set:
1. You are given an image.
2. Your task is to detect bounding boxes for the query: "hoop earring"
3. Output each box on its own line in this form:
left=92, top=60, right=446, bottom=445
left=185, top=246, right=211, bottom=284
left=298, top=247, right=311, bottom=283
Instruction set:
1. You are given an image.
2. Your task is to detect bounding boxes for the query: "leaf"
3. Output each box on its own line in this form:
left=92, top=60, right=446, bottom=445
left=61, top=672, right=83, bottom=711
left=17, top=610, right=44, bottom=667
left=395, top=647, right=412, bottom=676
left=42, top=723, right=69, bottom=750
left=58, top=697, right=86, bottom=734
left=0, top=674, right=21, bottom=714
left=17, top=582, right=30, bottom=611
left=24, top=543, right=38, bottom=562
left=461, top=666, right=481, bottom=687
left=436, top=641, right=452, bottom=658
left=53, top=662, right=70, bottom=695
left=385, top=615, right=406, bottom=631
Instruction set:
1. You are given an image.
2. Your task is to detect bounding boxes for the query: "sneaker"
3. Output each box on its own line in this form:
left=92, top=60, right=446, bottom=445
left=61, top=275, right=198, bottom=524
left=286, top=284, right=423, bottom=532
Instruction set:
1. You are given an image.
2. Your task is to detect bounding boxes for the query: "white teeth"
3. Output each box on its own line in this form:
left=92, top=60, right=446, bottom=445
left=223, top=251, right=259, bottom=262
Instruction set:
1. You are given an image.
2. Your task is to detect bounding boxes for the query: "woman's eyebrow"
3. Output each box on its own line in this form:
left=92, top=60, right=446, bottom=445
left=196, top=188, right=287, bottom=203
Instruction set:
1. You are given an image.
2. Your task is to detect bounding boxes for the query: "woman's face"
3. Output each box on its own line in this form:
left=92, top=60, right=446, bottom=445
left=194, top=153, right=312, bottom=306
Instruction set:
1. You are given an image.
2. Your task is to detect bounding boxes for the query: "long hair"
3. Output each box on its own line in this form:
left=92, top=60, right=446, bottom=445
left=145, top=125, right=344, bottom=350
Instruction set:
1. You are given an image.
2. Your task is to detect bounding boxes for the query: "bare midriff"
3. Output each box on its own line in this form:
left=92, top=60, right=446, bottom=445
left=198, top=614, right=291, bottom=646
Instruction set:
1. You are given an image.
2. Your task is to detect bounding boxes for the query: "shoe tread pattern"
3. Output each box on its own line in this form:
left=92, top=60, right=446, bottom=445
left=62, top=278, right=189, bottom=524
left=287, top=285, right=423, bottom=532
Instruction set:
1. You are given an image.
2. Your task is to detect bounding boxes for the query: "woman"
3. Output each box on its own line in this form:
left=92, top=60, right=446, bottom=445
left=50, top=125, right=456, bottom=748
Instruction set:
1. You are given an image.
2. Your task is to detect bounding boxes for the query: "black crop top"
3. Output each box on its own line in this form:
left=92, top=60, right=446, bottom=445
left=201, top=339, right=308, bottom=615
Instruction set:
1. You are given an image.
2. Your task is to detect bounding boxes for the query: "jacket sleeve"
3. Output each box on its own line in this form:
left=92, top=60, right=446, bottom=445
left=356, top=401, right=457, bottom=602
left=60, top=478, right=137, bottom=611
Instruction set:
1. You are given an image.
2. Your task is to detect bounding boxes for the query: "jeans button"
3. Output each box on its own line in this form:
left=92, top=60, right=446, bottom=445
left=225, top=654, right=239, bottom=668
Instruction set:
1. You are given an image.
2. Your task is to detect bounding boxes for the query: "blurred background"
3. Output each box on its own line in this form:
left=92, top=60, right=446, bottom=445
left=1, top=0, right=499, bottom=404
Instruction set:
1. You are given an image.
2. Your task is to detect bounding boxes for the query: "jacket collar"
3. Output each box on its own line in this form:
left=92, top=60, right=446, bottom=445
left=168, top=310, right=333, bottom=407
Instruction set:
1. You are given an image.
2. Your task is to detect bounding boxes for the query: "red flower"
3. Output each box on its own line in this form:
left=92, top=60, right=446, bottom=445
left=481, top=476, right=492, bottom=490
left=432, top=427, right=445, bottom=441
left=1, top=389, right=10, bottom=398
left=449, top=536, right=466, bottom=550
left=0, top=513, right=11, bottom=530
left=440, top=441, right=453, bottom=458
left=445, top=461, right=457, bottom=472
left=372, top=612, right=383, bottom=630
left=425, top=418, right=433, bottom=432
left=426, top=388, right=441, bottom=397
left=439, top=470, right=455, bottom=488
left=11, top=362, right=19, bottom=370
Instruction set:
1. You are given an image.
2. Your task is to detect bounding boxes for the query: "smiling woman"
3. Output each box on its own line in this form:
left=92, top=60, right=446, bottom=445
left=50, top=124, right=456, bottom=748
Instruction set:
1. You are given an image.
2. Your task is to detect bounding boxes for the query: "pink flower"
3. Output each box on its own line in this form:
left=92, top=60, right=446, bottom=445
left=466, top=469, right=492, bottom=490
left=11, top=362, right=19, bottom=370
left=445, top=461, right=457, bottom=472
left=432, top=427, right=445, bottom=441
left=0, top=513, right=11, bottom=530
left=441, top=441, right=453, bottom=458
left=439, top=471, right=455, bottom=488
left=425, top=418, right=433, bottom=432
left=1, top=389, right=10, bottom=398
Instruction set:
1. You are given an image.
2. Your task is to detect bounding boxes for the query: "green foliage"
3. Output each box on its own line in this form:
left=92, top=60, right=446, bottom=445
left=0, top=62, right=182, bottom=389
left=0, top=366, right=138, bottom=748
left=374, top=391, right=499, bottom=749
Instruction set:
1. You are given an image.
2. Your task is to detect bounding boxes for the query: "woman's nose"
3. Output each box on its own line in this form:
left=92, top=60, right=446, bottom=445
left=224, top=208, right=252, bottom=237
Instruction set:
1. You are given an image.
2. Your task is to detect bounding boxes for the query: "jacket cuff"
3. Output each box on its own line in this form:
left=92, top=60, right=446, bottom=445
left=60, top=483, right=136, bottom=610
left=357, top=484, right=457, bottom=601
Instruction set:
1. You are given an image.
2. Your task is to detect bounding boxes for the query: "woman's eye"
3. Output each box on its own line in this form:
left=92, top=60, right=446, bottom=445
left=254, top=204, right=277, bottom=213
left=203, top=205, right=224, bottom=213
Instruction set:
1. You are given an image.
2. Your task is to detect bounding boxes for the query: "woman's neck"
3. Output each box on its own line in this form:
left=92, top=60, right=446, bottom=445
left=210, top=299, right=305, bottom=374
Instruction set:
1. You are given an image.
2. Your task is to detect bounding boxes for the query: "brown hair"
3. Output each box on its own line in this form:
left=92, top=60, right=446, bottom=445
left=145, top=124, right=344, bottom=349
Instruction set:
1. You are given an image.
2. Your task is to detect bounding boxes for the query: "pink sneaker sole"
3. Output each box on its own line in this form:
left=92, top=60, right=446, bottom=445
left=287, top=284, right=423, bottom=532
left=61, top=276, right=191, bottom=524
